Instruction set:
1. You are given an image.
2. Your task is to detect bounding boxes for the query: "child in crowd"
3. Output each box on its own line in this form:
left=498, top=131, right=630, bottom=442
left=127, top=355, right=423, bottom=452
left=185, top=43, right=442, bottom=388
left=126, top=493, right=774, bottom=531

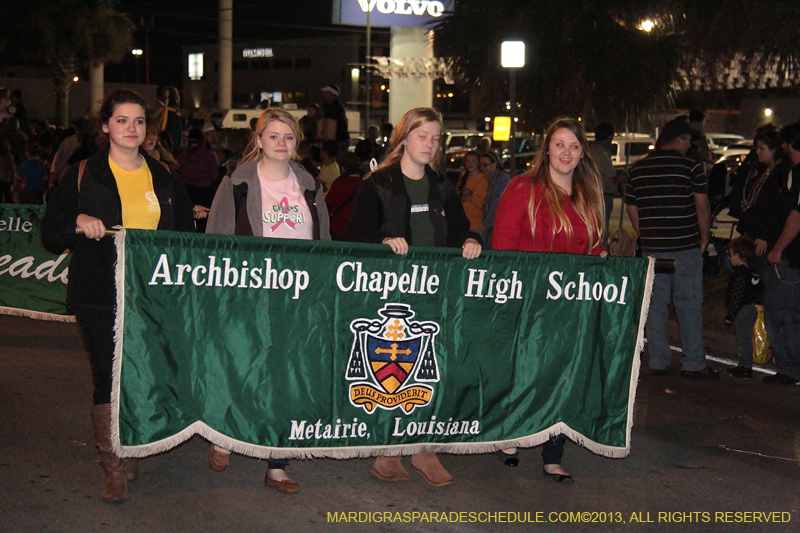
left=725, top=237, right=765, bottom=378
left=16, top=143, right=48, bottom=204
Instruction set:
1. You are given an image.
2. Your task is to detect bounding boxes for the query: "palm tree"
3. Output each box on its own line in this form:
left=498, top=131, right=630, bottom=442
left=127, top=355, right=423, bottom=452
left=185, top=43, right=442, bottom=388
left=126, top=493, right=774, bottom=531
left=434, top=1, right=680, bottom=131
left=0, top=0, right=134, bottom=125
left=434, top=0, right=800, bottom=131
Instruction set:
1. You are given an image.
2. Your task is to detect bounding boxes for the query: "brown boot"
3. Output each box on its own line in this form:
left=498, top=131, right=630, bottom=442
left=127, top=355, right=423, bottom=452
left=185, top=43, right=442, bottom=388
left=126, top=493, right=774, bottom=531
left=208, top=444, right=231, bottom=472
left=123, top=459, right=138, bottom=482
left=370, top=455, right=410, bottom=481
left=90, top=404, right=127, bottom=503
left=411, top=452, right=453, bottom=486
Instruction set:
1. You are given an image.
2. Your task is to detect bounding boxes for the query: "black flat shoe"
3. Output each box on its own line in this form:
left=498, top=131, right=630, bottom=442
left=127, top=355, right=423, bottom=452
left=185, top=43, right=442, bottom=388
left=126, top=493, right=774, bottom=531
left=542, top=467, right=574, bottom=483
left=680, top=366, right=720, bottom=379
left=763, top=373, right=800, bottom=386
left=727, top=366, right=753, bottom=379
left=499, top=451, right=519, bottom=467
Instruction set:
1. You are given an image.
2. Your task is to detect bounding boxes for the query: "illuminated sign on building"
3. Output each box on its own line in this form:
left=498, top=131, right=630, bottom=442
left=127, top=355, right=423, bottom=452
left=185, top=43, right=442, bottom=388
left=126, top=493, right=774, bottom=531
left=334, top=0, right=453, bottom=28
left=493, top=117, right=511, bottom=142
left=188, top=53, right=204, bottom=80
left=243, top=48, right=274, bottom=58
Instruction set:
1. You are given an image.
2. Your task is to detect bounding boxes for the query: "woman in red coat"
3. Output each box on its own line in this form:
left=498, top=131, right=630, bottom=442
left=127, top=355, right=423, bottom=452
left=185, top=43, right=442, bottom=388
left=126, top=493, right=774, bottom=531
left=492, top=117, right=606, bottom=481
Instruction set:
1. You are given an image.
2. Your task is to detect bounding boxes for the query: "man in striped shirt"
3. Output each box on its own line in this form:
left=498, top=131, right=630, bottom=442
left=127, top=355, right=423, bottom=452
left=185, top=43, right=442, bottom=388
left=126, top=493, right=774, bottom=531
left=626, top=118, right=715, bottom=378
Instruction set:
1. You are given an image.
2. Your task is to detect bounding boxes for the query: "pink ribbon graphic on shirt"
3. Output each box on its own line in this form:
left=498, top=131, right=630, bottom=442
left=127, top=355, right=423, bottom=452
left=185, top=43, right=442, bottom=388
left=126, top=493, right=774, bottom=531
left=271, top=197, right=296, bottom=232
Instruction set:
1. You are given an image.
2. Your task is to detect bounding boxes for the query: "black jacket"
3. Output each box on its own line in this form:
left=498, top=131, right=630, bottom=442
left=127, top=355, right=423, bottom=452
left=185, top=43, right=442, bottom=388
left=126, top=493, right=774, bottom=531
left=737, top=161, right=790, bottom=241
left=41, top=145, right=195, bottom=307
left=725, top=265, right=764, bottom=321
left=344, top=161, right=480, bottom=248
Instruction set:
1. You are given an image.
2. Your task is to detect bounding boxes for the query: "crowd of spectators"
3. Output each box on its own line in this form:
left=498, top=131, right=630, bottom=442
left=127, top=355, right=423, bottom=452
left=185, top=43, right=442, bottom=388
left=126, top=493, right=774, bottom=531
left=9, top=78, right=800, bottom=505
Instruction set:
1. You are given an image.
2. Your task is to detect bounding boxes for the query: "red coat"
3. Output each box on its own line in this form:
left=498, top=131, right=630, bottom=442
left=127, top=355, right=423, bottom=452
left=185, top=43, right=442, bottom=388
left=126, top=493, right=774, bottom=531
left=325, top=172, right=361, bottom=238
left=492, top=176, right=603, bottom=255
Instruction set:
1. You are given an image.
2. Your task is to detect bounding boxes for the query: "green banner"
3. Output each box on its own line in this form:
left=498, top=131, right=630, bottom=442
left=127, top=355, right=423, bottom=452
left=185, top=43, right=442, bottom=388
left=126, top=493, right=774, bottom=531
left=112, top=229, right=653, bottom=460
left=0, top=204, right=73, bottom=321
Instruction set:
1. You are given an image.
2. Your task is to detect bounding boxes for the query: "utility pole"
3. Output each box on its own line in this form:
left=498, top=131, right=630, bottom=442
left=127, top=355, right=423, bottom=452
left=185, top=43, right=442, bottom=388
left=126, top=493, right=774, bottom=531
left=218, top=0, right=233, bottom=110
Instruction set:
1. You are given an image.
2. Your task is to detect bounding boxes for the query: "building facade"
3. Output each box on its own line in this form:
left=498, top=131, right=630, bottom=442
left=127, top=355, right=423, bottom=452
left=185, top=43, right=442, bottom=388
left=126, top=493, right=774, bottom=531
left=182, top=34, right=362, bottom=112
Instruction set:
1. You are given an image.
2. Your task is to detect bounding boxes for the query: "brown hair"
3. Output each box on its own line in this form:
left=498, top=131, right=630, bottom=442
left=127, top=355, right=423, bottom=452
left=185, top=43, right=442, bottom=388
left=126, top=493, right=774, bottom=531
left=99, top=89, right=148, bottom=126
left=729, top=236, right=756, bottom=263
left=368, top=107, right=443, bottom=177
left=524, top=117, right=604, bottom=251
left=241, top=108, right=303, bottom=163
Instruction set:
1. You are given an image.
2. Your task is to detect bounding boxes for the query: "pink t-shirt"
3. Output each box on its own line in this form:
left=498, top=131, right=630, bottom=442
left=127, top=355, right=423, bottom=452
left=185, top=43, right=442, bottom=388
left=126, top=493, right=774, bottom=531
left=259, top=166, right=313, bottom=240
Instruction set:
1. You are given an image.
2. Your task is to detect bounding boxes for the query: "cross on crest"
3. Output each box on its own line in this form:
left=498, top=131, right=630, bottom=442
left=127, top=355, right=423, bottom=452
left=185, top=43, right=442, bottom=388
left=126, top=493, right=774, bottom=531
left=374, top=342, right=411, bottom=362
left=385, top=319, right=405, bottom=341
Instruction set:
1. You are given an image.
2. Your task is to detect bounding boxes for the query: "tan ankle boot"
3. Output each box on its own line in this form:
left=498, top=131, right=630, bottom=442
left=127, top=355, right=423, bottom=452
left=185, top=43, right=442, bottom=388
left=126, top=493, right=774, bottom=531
left=370, top=455, right=410, bottom=481
left=123, top=459, right=138, bottom=482
left=208, top=444, right=231, bottom=472
left=90, top=404, right=127, bottom=503
left=411, top=452, right=453, bottom=486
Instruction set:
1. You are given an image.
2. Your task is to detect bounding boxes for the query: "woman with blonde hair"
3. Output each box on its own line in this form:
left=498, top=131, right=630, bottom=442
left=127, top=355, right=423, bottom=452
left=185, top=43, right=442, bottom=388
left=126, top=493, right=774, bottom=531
left=492, top=117, right=606, bottom=481
left=345, top=107, right=482, bottom=486
left=206, top=107, right=330, bottom=493
left=141, top=119, right=178, bottom=170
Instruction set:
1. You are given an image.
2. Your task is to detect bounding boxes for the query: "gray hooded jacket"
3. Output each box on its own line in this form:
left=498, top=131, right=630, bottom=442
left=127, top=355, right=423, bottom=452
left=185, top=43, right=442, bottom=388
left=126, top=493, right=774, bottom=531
left=207, top=159, right=331, bottom=240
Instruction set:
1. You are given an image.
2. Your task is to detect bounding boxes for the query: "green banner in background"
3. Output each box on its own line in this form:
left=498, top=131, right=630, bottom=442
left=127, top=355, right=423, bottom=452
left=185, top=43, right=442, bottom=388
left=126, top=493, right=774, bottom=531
left=113, top=229, right=653, bottom=460
left=0, top=204, right=73, bottom=321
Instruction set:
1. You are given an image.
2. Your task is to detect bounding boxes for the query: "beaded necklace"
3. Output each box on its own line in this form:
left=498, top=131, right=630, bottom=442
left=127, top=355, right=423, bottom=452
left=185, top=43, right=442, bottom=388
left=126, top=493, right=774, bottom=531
left=741, top=161, right=776, bottom=212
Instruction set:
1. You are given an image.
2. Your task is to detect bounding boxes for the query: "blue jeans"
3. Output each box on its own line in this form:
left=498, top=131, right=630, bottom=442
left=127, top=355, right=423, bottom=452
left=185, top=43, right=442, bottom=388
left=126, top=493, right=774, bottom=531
left=268, top=459, right=288, bottom=469
left=765, top=260, right=800, bottom=380
left=734, top=304, right=758, bottom=368
left=603, top=194, right=615, bottom=246
left=644, top=248, right=706, bottom=371
left=542, top=433, right=567, bottom=465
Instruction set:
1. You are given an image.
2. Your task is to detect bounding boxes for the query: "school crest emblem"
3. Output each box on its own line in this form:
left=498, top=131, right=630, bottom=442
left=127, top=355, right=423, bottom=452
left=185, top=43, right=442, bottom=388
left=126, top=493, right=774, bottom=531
left=345, top=304, right=440, bottom=414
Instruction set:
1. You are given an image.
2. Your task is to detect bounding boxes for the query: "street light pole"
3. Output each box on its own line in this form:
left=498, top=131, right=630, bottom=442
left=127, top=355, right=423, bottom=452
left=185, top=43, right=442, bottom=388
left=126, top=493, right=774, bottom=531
left=509, top=68, right=516, bottom=177
left=132, top=49, right=143, bottom=85
left=501, top=41, right=525, bottom=177
left=366, top=8, right=371, bottom=134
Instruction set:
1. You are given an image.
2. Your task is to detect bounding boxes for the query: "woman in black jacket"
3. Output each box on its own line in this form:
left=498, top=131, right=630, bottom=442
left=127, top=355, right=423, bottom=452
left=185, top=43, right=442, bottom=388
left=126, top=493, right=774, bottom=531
left=42, top=90, right=195, bottom=503
left=737, top=128, right=790, bottom=273
left=345, top=107, right=481, bottom=487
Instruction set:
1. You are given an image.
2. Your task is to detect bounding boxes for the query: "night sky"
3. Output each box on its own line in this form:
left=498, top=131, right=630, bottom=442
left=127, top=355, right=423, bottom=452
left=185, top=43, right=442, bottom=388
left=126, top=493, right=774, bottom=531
left=112, top=0, right=341, bottom=87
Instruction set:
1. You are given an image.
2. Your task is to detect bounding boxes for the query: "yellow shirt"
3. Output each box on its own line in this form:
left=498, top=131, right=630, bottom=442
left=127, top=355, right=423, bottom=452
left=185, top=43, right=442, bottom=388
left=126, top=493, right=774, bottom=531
left=109, top=157, right=161, bottom=230
left=461, top=172, right=488, bottom=232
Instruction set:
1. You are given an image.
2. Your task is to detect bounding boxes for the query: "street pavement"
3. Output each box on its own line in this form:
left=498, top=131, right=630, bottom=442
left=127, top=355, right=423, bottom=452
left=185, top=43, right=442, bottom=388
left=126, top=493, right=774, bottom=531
left=1, top=303, right=799, bottom=532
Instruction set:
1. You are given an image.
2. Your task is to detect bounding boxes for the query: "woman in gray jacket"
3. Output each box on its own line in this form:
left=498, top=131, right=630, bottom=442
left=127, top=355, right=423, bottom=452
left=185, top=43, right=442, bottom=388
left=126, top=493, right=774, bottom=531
left=206, top=108, right=330, bottom=493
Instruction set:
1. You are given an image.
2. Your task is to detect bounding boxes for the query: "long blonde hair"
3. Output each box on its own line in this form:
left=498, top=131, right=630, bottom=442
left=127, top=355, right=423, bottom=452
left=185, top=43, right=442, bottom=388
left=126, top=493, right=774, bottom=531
left=367, top=107, right=443, bottom=178
left=240, top=107, right=303, bottom=164
left=525, top=117, right=604, bottom=251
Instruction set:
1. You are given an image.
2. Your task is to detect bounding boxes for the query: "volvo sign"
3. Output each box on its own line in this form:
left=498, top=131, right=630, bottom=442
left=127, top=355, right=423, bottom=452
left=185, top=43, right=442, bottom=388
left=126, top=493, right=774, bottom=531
left=334, top=0, right=453, bottom=28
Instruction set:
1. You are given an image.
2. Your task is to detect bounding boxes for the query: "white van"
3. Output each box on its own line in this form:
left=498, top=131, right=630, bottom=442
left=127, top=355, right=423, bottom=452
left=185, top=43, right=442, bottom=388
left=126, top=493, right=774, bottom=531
left=211, top=109, right=263, bottom=129
left=213, top=107, right=362, bottom=135
left=588, top=132, right=655, bottom=169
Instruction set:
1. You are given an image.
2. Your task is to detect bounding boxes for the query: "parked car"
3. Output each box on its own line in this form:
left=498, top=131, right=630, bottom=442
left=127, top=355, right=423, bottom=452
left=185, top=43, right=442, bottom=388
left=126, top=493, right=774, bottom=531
left=443, top=130, right=487, bottom=153
left=501, top=151, right=537, bottom=176
left=706, top=133, right=746, bottom=155
left=720, top=143, right=753, bottom=158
